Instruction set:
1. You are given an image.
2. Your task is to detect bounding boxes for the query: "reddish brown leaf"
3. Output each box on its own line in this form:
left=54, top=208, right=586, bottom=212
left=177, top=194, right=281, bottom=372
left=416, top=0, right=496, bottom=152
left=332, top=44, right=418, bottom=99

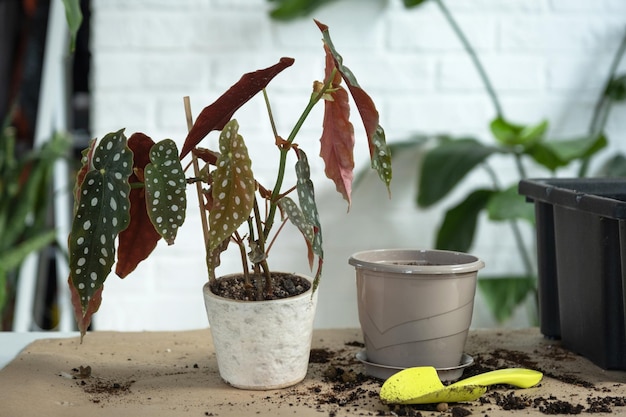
left=319, top=45, right=355, bottom=206
left=192, top=147, right=220, bottom=165
left=115, top=133, right=162, bottom=278
left=180, top=57, right=295, bottom=159
left=316, top=19, right=392, bottom=192
left=68, top=275, right=103, bottom=342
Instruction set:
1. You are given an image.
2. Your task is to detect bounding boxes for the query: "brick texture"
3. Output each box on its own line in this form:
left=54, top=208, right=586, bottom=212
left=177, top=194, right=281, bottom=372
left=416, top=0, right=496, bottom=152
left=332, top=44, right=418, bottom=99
left=90, top=0, right=626, bottom=330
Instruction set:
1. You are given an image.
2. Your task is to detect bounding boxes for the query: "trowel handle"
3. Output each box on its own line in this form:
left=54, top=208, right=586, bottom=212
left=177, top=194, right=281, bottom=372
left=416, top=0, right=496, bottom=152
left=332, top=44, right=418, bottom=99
left=450, top=368, right=543, bottom=389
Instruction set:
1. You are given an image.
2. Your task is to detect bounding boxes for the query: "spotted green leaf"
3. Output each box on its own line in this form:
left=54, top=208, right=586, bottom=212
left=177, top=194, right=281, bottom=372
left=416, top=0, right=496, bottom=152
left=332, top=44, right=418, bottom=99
left=144, top=139, right=187, bottom=245
left=278, top=196, right=315, bottom=268
left=295, top=149, right=323, bottom=289
left=208, top=120, right=255, bottom=252
left=69, top=129, right=133, bottom=313
left=295, top=150, right=322, bottom=256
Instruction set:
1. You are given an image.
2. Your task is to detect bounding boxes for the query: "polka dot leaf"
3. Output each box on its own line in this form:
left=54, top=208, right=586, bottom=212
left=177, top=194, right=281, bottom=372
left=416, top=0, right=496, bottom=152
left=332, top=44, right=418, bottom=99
left=295, top=149, right=323, bottom=259
left=68, top=129, right=133, bottom=314
left=277, top=196, right=315, bottom=268
left=144, top=139, right=187, bottom=245
left=208, top=120, right=255, bottom=252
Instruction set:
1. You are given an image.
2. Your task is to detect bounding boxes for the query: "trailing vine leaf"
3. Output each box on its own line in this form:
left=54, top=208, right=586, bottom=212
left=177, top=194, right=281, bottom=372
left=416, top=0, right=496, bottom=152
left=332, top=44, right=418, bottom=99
left=316, top=20, right=392, bottom=193
left=116, top=133, right=161, bottom=278
left=597, top=153, right=626, bottom=177
left=144, top=139, right=187, bottom=245
left=490, top=117, right=548, bottom=148
left=528, top=134, right=607, bottom=171
left=606, top=73, right=626, bottom=101
left=487, top=185, right=535, bottom=224
left=208, top=120, right=255, bottom=253
left=403, top=0, right=429, bottom=6
left=68, top=129, right=133, bottom=322
left=62, top=0, right=83, bottom=52
left=478, top=276, right=536, bottom=323
left=295, top=149, right=323, bottom=290
left=0, top=230, right=56, bottom=272
left=268, top=0, right=337, bottom=20
left=418, top=138, right=497, bottom=208
left=436, top=189, right=493, bottom=252
left=180, top=57, right=295, bottom=159
left=319, top=47, right=355, bottom=206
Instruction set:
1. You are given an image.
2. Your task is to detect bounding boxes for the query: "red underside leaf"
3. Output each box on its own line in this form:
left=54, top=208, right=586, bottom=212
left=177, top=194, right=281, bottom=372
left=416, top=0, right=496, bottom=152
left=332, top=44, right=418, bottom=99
left=319, top=45, right=355, bottom=207
left=180, top=57, right=295, bottom=159
left=69, top=276, right=103, bottom=342
left=315, top=19, right=392, bottom=192
left=116, top=133, right=161, bottom=278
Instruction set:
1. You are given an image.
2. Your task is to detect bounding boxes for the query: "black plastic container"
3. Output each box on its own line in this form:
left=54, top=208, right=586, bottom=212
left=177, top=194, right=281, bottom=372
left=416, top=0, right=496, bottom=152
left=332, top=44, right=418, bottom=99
left=519, top=178, right=626, bottom=370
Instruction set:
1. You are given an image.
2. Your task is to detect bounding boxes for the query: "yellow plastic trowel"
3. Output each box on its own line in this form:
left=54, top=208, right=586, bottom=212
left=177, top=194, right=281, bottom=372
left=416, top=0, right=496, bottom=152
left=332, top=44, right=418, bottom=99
left=380, top=367, right=543, bottom=404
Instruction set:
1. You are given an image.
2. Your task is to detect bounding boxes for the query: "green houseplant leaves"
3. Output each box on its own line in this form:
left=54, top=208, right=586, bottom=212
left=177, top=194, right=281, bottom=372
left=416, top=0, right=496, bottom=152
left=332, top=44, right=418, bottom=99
left=67, top=21, right=390, bottom=339
left=0, top=121, right=70, bottom=328
left=68, top=130, right=132, bottom=331
left=208, top=120, right=255, bottom=253
left=144, top=139, right=187, bottom=245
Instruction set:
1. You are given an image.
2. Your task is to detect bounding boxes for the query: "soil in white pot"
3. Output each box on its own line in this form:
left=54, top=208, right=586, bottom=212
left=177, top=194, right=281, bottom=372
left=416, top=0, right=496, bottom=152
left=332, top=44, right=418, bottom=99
left=209, top=272, right=310, bottom=301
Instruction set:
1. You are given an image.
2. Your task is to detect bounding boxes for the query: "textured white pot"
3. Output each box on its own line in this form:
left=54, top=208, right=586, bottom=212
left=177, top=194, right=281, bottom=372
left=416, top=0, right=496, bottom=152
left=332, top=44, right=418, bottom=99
left=203, top=273, right=318, bottom=390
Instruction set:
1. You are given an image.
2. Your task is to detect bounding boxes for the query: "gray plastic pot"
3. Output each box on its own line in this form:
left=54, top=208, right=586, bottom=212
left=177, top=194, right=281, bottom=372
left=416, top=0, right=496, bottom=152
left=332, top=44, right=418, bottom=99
left=203, top=273, right=318, bottom=390
left=349, top=249, right=484, bottom=369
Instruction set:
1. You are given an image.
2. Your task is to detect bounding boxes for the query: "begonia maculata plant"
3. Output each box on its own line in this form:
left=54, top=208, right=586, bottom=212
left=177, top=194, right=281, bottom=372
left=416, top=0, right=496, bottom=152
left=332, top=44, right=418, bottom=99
left=68, top=21, right=392, bottom=340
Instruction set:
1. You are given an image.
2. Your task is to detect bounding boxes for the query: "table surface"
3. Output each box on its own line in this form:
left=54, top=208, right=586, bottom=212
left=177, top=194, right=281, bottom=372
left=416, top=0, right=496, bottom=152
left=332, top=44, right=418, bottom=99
left=1, top=328, right=625, bottom=416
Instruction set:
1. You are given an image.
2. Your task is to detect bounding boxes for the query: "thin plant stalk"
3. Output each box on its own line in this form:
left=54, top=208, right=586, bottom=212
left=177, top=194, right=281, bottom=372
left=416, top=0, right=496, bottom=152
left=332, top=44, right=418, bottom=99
left=483, top=162, right=534, bottom=278
left=579, top=29, right=626, bottom=177
left=435, top=0, right=503, bottom=118
left=263, top=70, right=338, bottom=239
left=183, top=96, right=213, bottom=282
left=436, top=0, right=535, bottom=280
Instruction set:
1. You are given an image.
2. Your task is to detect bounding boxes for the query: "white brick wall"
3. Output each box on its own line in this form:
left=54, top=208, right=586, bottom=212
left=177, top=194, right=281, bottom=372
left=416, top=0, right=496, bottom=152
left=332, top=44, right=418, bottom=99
left=90, top=0, right=626, bottom=330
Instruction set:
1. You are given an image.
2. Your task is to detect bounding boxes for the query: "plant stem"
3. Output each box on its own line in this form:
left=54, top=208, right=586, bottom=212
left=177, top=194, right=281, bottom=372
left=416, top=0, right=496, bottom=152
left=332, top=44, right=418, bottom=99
left=262, top=72, right=336, bottom=239
left=183, top=96, right=213, bottom=283
left=439, top=0, right=534, bottom=279
left=579, top=28, right=626, bottom=177
left=233, top=231, right=254, bottom=299
left=483, top=162, right=534, bottom=278
left=435, top=0, right=504, bottom=118
left=514, top=153, right=528, bottom=180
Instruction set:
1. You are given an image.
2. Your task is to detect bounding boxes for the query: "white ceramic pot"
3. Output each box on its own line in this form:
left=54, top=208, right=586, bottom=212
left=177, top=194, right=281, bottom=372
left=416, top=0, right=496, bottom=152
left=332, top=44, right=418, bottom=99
left=202, top=273, right=318, bottom=390
left=349, top=249, right=484, bottom=369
